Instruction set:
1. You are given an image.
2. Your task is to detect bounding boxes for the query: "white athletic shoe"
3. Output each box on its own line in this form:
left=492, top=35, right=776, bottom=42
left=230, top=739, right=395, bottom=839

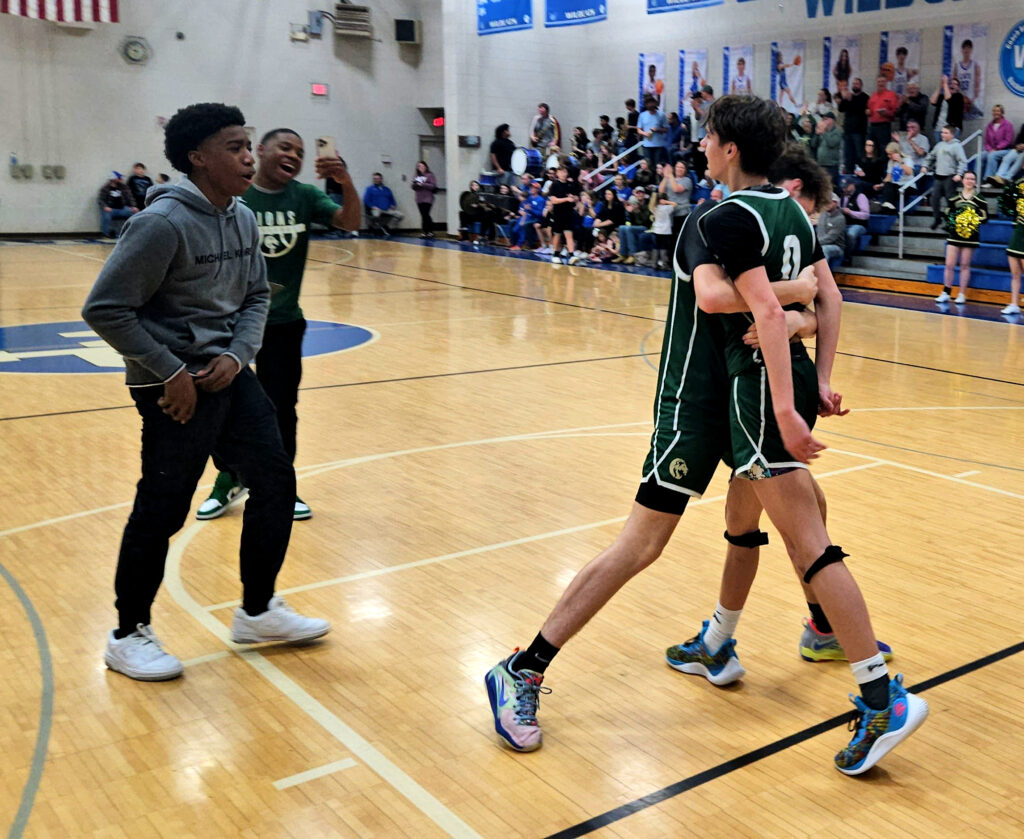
left=104, top=624, right=183, bottom=681
left=230, top=596, right=331, bottom=644
left=294, top=497, right=312, bottom=521
left=955, top=293, right=967, bottom=304
left=1001, top=304, right=1021, bottom=315
left=551, top=256, right=562, bottom=264
left=935, top=291, right=951, bottom=303
left=567, top=255, right=580, bottom=265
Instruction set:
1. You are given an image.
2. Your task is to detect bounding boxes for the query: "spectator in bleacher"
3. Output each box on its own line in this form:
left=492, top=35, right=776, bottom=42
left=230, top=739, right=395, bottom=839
left=632, top=158, right=656, bottom=192
left=894, top=119, right=930, bottom=170
left=614, top=117, right=628, bottom=154
left=490, top=124, right=516, bottom=187
left=592, top=188, right=625, bottom=239
left=930, top=76, right=964, bottom=142
left=814, top=112, right=842, bottom=184
left=982, top=105, right=1016, bottom=185
left=649, top=191, right=675, bottom=271
left=935, top=170, right=989, bottom=304
left=529, top=103, right=561, bottom=152
left=512, top=173, right=534, bottom=201
left=362, top=172, right=403, bottom=236
left=987, top=122, right=1024, bottom=186
left=587, top=128, right=605, bottom=158
left=589, top=229, right=619, bottom=262
left=840, top=177, right=870, bottom=262
left=459, top=180, right=488, bottom=242
left=571, top=127, right=589, bottom=159
left=598, top=115, right=613, bottom=140
left=156, top=173, right=171, bottom=184
left=614, top=194, right=654, bottom=265
left=921, top=125, right=968, bottom=229
left=573, top=190, right=597, bottom=253
left=808, top=88, right=834, bottom=121
left=867, top=75, right=901, bottom=152
left=666, top=112, right=684, bottom=157
left=838, top=77, right=869, bottom=173
left=97, top=172, right=138, bottom=239
left=816, top=193, right=847, bottom=265
left=897, top=81, right=929, bottom=131
left=793, top=115, right=816, bottom=147
left=612, top=174, right=632, bottom=203
left=624, top=99, right=640, bottom=154
left=127, top=163, right=153, bottom=210
left=509, top=181, right=546, bottom=251
left=877, top=142, right=914, bottom=212
left=854, top=138, right=887, bottom=191
left=659, top=160, right=692, bottom=238
left=637, top=96, right=669, bottom=168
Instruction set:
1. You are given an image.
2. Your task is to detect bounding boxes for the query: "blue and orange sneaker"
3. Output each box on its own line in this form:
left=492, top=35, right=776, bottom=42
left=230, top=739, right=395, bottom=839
left=484, top=653, right=550, bottom=752
left=665, top=620, right=745, bottom=686
left=800, top=618, right=894, bottom=663
left=834, top=673, right=929, bottom=775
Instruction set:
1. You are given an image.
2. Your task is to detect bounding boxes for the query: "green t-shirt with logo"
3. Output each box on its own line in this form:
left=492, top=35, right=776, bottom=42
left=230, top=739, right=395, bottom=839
left=242, top=180, right=339, bottom=325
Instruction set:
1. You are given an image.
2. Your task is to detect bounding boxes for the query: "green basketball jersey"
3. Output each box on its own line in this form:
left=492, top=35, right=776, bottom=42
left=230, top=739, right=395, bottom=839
left=241, top=180, right=339, bottom=325
left=699, top=186, right=817, bottom=376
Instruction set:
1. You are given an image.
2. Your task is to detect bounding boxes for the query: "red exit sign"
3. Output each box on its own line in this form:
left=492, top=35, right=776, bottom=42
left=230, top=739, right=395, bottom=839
left=311, top=83, right=328, bottom=96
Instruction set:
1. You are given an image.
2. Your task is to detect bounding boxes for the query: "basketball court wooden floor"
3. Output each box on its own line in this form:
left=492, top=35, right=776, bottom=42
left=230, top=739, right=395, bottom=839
left=1, top=238, right=1023, bottom=838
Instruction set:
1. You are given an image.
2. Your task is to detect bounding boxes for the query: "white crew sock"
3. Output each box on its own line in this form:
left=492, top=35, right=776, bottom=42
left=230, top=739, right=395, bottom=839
left=850, top=652, right=888, bottom=685
left=703, top=602, right=743, bottom=654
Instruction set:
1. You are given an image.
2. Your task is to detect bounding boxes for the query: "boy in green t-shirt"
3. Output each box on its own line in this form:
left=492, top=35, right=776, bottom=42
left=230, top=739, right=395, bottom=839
left=198, top=128, right=360, bottom=521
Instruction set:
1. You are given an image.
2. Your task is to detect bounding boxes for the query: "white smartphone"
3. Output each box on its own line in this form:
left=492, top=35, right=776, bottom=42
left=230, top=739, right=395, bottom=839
left=316, top=136, right=336, bottom=159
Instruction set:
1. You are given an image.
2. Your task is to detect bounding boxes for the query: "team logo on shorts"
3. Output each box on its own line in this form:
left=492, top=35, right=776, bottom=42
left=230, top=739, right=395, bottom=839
left=0, top=319, right=377, bottom=374
left=747, top=463, right=769, bottom=480
left=669, top=458, right=689, bottom=479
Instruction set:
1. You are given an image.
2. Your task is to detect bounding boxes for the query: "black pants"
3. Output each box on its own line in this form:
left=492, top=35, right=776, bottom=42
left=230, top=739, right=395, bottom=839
left=843, top=132, right=865, bottom=174
left=930, top=175, right=956, bottom=224
left=116, top=367, right=295, bottom=633
left=417, top=201, right=433, bottom=235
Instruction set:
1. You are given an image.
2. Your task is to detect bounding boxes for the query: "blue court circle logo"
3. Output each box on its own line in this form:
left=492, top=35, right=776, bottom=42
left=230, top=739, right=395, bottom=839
left=1000, top=20, right=1024, bottom=99
left=0, top=319, right=376, bottom=374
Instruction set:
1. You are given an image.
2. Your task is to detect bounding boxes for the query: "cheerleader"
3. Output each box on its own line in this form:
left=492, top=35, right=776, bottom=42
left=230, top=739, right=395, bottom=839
left=999, top=176, right=1024, bottom=315
left=936, top=170, right=989, bottom=304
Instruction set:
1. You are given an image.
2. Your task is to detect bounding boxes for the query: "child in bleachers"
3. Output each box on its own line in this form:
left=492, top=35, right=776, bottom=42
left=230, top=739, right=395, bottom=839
left=589, top=229, right=619, bottom=262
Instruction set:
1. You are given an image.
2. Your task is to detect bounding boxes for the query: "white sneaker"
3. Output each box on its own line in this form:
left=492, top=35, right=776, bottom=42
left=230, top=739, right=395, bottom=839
left=955, top=293, right=967, bottom=304
left=1001, top=304, right=1021, bottom=315
left=551, top=256, right=562, bottom=264
left=573, top=250, right=585, bottom=258
left=230, top=596, right=331, bottom=644
left=196, top=484, right=247, bottom=520
left=104, top=624, right=183, bottom=681
left=294, top=497, right=312, bottom=521
left=538, top=246, right=552, bottom=255
left=935, top=291, right=950, bottom=303
left=567, top=255, right=580, bottom=265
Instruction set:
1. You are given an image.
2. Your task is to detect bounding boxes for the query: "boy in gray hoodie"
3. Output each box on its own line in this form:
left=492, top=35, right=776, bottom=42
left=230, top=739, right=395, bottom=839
left=83, top=103, right=330, bottom=681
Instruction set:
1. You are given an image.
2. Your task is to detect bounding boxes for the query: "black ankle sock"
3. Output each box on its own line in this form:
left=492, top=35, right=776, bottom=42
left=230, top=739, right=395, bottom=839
left=242, top=599, right=270, bottom=617
left=860, top=674, right=890, bottom=711
left=943, top=285, right=952, bottom=294
left=113, top=627, right=131, bottom=640
left=808, top=602, right=832, bottom=634
left=510, top=632, right=560, bottom=674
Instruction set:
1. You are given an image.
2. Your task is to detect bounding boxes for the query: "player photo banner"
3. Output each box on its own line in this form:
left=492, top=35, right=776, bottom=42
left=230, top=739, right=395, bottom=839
left=679, top=49, right=709, bottom=120
left=772, top=40, right=805, bottom=115
left=648, top=0, right=723, bottom=14
left=823, top=35, right=859, bottom=99
left=945, top=24, right=988, bottom=119
left=477, top=0, right=532, bottom=36
left=639, top=52, right=667, bottom=111
left=723, top=46, right=754, bottom=97
left=879, top=30, right=920, bottom=96
left=545, top=0, right=606, bottom=27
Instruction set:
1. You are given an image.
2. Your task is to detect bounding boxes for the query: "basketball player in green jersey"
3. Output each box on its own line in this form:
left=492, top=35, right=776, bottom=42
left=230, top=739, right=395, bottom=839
left=197, top=128, right=360, bottom=521
left=484, top=152, right=826, bottom=754
left=687, top=96, right=927, bottom=775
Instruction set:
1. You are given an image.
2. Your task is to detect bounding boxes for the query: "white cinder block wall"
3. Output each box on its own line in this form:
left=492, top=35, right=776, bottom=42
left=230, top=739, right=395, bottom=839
left=443, top=0, right=1024, bottom=234
left=0, top=0, right=443, bottom=234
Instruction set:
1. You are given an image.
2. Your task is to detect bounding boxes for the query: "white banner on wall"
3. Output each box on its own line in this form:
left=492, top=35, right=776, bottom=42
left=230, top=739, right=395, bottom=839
left=772, top=41, right=805, bottom=114
left=823, top=35, right=859, bottom=99
left=879, top=30, right=921, bottom=96
left=723, top=45, right=754, bottom=96
left=945, top=24, right=988, bottom=119
left=639, top=52, right=667, bottom=110
left=679, top=49, right=708, bottom=120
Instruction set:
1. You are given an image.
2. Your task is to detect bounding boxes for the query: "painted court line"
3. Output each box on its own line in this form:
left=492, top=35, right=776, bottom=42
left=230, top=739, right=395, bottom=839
left=181, top=651, right=231, bottom=668
left=163, top=523, right=480, bottom=839
left=272, top=758, right=359, bottom=790
left=204, top=461, right=886, bottom=612
left=954, top=470, right=981, bottom=478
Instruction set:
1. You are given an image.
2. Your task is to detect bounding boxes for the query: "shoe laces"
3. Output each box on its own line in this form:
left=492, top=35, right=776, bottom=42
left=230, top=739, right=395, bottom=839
left=268, top=596, right=295, bottom=615
left=846, top=694, right=876, bottom=739
left=510, top=670, right=551, bottom=727
left=133, top=624, right=165, bottom=652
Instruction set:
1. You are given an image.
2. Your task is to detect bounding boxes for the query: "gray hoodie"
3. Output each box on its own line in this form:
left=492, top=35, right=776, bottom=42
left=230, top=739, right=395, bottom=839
left=82, top=177, right=268, bottom=386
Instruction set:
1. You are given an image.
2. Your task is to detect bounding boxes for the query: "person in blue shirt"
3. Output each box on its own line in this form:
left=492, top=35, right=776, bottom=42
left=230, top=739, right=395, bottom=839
left=637, top=96, right=669, bottom=169
left=510, top=181, right=547, bottom=250
left=362, top=172, right=404, bottom=236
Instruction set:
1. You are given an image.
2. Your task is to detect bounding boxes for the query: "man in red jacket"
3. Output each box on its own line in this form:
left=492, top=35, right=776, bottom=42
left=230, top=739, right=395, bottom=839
left=867, top=75, right=900, bottom=154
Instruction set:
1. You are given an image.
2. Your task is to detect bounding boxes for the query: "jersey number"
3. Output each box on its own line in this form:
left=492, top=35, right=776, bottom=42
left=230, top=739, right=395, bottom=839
left=780, top=235, right=801, bottom=280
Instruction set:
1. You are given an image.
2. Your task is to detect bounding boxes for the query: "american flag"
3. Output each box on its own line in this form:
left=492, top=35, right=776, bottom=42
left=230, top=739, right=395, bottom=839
left=0, top=0, right=119, bottom=23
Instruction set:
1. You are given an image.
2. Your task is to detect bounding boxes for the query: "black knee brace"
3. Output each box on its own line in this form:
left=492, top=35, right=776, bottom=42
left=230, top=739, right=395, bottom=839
left=802, top=545, right=849, bottom=584
left=723, top=529, right=769, bottom=549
